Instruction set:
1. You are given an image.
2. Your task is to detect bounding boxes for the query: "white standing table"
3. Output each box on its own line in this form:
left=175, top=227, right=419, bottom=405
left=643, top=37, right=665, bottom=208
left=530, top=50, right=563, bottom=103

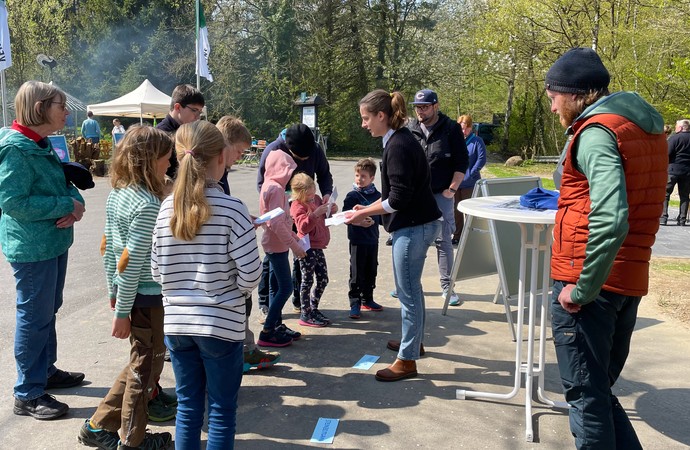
left=456, top=195, right=568, bottom=442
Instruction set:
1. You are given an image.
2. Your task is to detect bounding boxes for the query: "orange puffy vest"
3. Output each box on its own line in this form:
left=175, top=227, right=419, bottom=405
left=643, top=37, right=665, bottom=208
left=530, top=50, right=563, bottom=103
left=551, top=113, right=667, bottom=296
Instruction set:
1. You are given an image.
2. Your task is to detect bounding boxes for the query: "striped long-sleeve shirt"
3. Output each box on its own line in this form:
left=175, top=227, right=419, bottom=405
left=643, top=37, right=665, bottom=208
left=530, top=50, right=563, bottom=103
left=102, top=185, right=162, bottom=318
left=151, top=187, right=262, bottom=342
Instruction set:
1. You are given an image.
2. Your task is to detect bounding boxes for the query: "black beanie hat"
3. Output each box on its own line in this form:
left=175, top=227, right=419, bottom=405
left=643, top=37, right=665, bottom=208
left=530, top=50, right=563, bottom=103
left=285, top=124, right=316, bottom=158
left=545, top=48, right=610, bottom=95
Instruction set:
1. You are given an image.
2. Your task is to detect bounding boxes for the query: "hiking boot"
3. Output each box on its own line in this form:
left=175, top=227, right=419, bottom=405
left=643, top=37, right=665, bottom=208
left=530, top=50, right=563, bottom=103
left=387, top=339, right=426, bottom=356
left=155, top=384, right=177, bottom=407
left=46, top=368, right=85, bottom=389
left=312, top=309, right=332, bottom=324
left=276, top=323, right=301, bottom=340
left=349, top=304, right=361, bottom=319
left=117, top=431, right=172, bottom=450
left=78, top=419, right=120, bottom=450
left=299, top=311, right=328, bottom=327
left=243, top=348, right=281, bottom=373
left=362, top=300, right=383, bottom=311
left=257, top=329, right=293, bottom=347
left=147, top=395, right=176, bottom=422
left=14, top=393, right=68, bottom=420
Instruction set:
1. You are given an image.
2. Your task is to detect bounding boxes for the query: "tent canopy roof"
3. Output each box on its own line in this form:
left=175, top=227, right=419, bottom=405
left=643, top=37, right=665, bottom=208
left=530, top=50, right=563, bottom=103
left=88, top=79, right=171, bottom=119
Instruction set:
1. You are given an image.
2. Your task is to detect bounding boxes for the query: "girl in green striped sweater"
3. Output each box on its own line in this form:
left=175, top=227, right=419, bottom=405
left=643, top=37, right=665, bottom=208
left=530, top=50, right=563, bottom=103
left=78, top=126, right=174, bottom=450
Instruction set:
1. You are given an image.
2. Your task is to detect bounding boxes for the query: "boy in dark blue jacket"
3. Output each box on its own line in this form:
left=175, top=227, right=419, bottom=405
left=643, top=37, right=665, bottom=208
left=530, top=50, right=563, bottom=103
left=343, top=158, right=383, bottom=319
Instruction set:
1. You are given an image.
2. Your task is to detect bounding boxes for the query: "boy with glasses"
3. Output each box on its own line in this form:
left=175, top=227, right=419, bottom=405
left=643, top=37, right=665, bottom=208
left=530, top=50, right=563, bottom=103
left=156, top=84, right=205, bottom=179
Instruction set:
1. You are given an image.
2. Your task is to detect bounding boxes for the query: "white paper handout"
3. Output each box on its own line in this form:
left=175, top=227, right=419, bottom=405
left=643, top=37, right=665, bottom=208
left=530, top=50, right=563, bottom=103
left=325, top=211, right=348, bottom=227
left=299, top=234, right=311, bottom=252
left=253, top=207, right=284, bottom=224
left=326, top=186, right=338, bottom=218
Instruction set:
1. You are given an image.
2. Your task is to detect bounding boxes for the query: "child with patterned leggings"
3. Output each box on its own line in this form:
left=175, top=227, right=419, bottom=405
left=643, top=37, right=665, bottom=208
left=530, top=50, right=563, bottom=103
left=290, top=173, right=337, bottom=327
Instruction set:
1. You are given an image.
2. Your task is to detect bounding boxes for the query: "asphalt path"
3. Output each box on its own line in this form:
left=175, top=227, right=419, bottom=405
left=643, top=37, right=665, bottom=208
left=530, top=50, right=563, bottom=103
left=1, top=160, right=689, bottom=449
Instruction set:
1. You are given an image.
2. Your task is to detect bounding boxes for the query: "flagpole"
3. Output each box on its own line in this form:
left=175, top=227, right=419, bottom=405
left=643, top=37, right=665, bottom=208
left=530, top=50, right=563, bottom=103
left=1, top=70, right=7, bottom=127
left=195, top=0, right=200, bottom=91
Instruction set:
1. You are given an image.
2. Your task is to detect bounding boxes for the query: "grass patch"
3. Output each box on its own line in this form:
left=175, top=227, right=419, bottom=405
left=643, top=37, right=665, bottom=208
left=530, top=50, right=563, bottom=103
left=483, top=163, right=557, bottom=190
left=651, top=259, right=690, bottom=273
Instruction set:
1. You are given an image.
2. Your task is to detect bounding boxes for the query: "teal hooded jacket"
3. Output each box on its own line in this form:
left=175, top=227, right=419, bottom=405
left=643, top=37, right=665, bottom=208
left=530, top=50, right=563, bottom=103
left=0, top=128, right=84, bottom=263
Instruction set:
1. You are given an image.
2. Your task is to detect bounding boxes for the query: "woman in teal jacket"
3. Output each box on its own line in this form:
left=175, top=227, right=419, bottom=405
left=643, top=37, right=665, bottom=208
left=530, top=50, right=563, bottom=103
left=0, top=81, right=86, bottom=420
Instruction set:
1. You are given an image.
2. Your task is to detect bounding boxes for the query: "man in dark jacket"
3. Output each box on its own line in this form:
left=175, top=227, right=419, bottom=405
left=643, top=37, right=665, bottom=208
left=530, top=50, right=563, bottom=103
left=661, top=119, right=690, bottom=225
left=156, top=84, right=205, bottom=179
left=256, top=124, right=335, bottom=315
left=407, top=90, right=469, bottom=306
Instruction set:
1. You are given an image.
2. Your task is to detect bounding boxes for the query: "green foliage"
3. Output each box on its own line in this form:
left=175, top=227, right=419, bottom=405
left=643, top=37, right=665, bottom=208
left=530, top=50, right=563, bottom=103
left=4, top=0, right=690, bottom=151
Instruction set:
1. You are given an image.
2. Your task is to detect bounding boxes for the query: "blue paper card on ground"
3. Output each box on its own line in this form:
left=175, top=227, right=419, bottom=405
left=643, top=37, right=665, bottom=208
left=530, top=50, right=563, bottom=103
left=353, top=354, right=380, bottom=370
left=311, top=418, right=339, bottom=444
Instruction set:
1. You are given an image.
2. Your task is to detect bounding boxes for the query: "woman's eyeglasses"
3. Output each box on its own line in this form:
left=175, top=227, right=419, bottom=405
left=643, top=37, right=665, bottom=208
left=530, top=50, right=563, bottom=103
left=50, top=101, right=68, bottom=111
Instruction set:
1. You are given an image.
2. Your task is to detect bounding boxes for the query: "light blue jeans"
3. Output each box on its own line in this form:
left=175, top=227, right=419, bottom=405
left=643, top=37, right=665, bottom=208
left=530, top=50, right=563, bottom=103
left=11, top=251, right=68, bottom=401
left=391, top=220, right=441, bottom=360
left=433, top=192, right=456, bottom=292
left=165, top=335, right=243, bottom=450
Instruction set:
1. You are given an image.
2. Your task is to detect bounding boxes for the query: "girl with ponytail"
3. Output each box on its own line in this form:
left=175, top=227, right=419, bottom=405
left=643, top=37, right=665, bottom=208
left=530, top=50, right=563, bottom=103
left=152, top=120, right=262, bottom=449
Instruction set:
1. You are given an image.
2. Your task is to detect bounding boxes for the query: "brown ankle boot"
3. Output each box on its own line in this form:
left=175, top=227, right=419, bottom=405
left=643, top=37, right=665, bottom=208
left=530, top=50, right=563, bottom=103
left=386, top=340, right=425, bottom=356
left=375, top=358, right=418, bottom=382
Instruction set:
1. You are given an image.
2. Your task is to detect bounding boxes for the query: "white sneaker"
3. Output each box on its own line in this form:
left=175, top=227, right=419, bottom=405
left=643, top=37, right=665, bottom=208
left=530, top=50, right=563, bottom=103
left=258, top=305, right=268, bottom=324
left=443, top=289, right=463, bottom=307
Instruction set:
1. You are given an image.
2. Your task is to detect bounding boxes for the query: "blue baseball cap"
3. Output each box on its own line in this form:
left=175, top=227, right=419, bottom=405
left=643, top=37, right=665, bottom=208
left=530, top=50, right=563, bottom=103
left=411, top=89, right=438, bottom=105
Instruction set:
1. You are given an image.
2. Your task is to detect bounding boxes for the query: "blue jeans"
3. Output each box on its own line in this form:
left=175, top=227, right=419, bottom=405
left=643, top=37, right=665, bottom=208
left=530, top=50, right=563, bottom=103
left=165, top=335, right=243, bottom=450
left=11, top=251, right=68, bottom=401
left=264, top=251, right=293, bottom=330
left=391, top=220, right=440, bottom=360
left=433, top=193, right=456, bottom=291
left=551, top=281, right=642, bottom=450
left=257, top=255, right=270, bottom=308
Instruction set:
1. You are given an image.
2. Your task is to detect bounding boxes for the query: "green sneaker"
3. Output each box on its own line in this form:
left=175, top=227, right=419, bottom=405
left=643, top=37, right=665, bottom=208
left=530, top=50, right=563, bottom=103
left=243, top=349, right=281, bottom=373
left=147, top=395, right=176, bottom=422
left=117, top=431, right=172, bottom=449
left=155, top=384, right=177, bottom=407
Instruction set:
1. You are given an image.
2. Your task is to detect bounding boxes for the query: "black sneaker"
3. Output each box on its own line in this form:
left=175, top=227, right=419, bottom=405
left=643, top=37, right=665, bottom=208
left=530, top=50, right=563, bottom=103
left=312, top=309, right=332, bottom=324
left=276, top=323, right=301, bottom=340
left=78, top=419, right=120, bottom=450
left=257, top=329, right=293, bottom=347
left=13, top=393, right=68, bottom=420
left=117, top=431, right=172, bottom=450
left=46, top=368, right=85, bottom=389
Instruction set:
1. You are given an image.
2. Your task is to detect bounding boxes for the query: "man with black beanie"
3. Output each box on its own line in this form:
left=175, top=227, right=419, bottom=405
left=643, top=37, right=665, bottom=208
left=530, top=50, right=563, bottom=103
left=546, top=47, right=667, bottom=449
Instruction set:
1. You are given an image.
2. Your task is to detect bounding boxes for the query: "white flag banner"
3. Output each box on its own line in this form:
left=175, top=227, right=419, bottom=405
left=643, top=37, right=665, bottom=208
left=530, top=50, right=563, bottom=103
left=196, top=3, right=212, bottom=82
left=0, top=0, right=12, bottom=71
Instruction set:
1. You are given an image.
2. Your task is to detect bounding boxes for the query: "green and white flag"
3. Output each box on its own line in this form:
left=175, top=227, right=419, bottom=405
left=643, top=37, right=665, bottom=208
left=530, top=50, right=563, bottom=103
left=196, top=2, right=212, bottom=82
left=0, top=0, right=12, bottom=71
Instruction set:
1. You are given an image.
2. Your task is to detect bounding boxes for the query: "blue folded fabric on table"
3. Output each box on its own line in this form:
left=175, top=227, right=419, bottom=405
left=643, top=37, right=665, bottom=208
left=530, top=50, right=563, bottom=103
left=519, top=187, right=559, bottom=210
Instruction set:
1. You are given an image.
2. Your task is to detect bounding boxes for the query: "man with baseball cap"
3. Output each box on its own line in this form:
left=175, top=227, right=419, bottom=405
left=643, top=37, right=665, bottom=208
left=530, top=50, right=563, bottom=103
left=406, top=89, right=468, bottom=307
left=545, top=47, right=667, bottom=449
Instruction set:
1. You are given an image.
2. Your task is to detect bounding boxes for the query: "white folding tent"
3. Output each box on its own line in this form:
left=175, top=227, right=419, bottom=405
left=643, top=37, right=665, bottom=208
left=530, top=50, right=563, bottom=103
left=88, top=79, right=171, bottom=123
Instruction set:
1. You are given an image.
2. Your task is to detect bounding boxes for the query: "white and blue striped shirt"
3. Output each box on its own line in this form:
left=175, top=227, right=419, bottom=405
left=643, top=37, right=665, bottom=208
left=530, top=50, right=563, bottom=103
left=152, top=188, right=261, bottom=342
